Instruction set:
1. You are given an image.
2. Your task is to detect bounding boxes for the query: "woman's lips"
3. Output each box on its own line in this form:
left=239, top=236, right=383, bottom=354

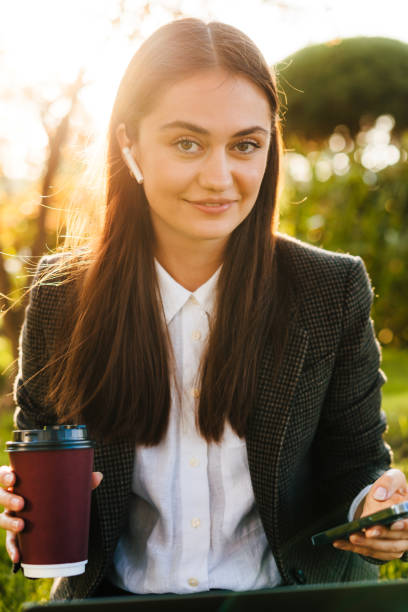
left=186, top=199, right=237, bottom=213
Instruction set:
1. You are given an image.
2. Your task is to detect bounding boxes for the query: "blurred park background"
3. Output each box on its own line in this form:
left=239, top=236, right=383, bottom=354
left=0, top=0, right=407, bottom=609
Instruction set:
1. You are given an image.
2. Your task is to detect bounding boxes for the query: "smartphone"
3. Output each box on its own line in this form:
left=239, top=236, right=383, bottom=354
left=311, top=501, right=408, bottom=546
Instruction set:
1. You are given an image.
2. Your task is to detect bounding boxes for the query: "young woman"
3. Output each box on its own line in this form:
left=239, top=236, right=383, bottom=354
left=1, top=18, right=408, bottom=601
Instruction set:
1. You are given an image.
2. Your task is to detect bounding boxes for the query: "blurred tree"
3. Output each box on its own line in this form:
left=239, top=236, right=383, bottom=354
left=31, top=69, right=86, bottom=259
left=277, top=37, right=408, bottom=140
left=280, top=118, right=408, bottom=347
left=0, top=0, right=195, bottom=388
left=0, top=69, right=86, bottom=368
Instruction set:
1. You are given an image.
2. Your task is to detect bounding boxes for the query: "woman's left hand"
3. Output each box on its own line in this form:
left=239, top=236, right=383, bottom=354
left=333, top=468, right=408, bottom=561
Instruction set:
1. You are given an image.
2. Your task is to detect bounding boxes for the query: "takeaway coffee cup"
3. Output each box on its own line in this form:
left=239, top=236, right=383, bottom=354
left=6, top=425, right=95, bottom=578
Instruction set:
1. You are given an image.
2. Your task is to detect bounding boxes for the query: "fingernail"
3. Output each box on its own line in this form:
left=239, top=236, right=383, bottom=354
left=374, top=486, right=388, bottom=500
left=13, top=520, right=21, bottom=530
left=12, top=498, right=21, bottom=510
left=369, top=528, right=380, bottom=536
left=4, top=473, right=13, bottom=485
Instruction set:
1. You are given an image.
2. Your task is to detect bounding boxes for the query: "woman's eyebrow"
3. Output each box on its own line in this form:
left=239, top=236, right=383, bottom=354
left=159, top=120, right=270, bottom=137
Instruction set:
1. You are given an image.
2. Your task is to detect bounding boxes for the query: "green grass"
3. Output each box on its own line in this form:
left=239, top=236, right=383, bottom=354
left=0, top=348, right=407, bottom=607
left=381, top=348, right=408, bottom=465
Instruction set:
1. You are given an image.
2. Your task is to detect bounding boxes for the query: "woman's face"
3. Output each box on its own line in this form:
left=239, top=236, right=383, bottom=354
left=132, top=68, right=272, bottom=252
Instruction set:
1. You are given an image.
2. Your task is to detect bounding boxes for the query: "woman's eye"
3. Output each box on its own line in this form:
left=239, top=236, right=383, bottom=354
left=234, top=141, right=261, bottom=154
left=173, top=138, right=261, bottom=155
left=175, top=139, right=200, bottom=153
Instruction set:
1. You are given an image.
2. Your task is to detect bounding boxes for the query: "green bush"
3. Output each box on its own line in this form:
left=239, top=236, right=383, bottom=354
left=277, top=37, right=408, bottom=139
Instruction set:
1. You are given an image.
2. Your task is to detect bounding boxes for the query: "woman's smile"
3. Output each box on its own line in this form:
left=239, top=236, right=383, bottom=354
left=185, top=198, right=238, bottom=214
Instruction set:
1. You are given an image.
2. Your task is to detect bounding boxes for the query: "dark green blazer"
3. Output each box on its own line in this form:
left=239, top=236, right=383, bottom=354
left=13, top=234, right=391, bottom=600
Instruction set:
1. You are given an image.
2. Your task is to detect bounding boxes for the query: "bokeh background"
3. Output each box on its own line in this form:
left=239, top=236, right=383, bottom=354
left=0, top=1, right=407, bottom=608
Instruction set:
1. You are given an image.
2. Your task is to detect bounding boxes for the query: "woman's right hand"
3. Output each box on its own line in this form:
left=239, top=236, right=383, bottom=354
left=0, top=466, right=103, bottom=564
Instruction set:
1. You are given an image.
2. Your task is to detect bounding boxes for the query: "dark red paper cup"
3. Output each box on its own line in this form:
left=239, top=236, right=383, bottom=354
left=6, top=425, right=94, bottom=578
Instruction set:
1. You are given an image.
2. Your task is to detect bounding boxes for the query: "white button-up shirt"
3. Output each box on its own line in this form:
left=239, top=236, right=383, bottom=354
left=109, top=261, right=369, bottom=594
left=110, top=260, right=281, bottom=594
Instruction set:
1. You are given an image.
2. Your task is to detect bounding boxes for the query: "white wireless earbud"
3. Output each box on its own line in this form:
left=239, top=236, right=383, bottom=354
left=121, top=147, right=144, bottom=184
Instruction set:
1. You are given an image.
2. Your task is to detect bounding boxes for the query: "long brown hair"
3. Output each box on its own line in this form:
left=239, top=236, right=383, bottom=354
left=43, top=18, right=290, bottom=444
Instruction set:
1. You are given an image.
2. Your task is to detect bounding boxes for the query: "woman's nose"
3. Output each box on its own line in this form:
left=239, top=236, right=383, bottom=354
left=198, top=149, right=234, bottom=191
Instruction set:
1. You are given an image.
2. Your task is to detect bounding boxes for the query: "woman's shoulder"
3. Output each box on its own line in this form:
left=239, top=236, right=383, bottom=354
left=33, top=249, right=89, bottom=289
left=29, top=250, right=88, bottom=315
left=274, top=233, right=374, bottom=313
left=275, top=232, right=369, bottom=287
left=35, top=249, right=87, bottom=274
left=275, top=232, right=362, bottom=272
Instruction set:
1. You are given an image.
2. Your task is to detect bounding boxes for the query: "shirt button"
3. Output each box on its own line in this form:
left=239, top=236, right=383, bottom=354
left=188, top=578, right=199, bottom=587
left=191, top=518, right=201, bottom=528
left=189, top=457, right=199, bottom=467
left=191, top=388, right=200, bottom=398
left=192, top=330, right=202, bottom=341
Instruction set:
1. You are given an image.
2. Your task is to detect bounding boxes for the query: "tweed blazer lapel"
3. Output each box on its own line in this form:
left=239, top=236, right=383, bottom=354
left=246, top=317, right=308, bottom=577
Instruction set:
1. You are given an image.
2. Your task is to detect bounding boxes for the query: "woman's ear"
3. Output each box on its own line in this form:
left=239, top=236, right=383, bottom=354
left=116, top=123, right=131, bottom=149
left=116, top=123, right=144, bottom=184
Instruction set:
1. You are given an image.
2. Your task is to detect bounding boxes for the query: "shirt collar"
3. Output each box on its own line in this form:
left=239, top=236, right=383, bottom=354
left=155, top=259, right=221, bottom=325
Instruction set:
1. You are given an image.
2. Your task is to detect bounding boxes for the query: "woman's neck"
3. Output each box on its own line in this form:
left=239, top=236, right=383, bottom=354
left=155, top=240, right=225, bottom=292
